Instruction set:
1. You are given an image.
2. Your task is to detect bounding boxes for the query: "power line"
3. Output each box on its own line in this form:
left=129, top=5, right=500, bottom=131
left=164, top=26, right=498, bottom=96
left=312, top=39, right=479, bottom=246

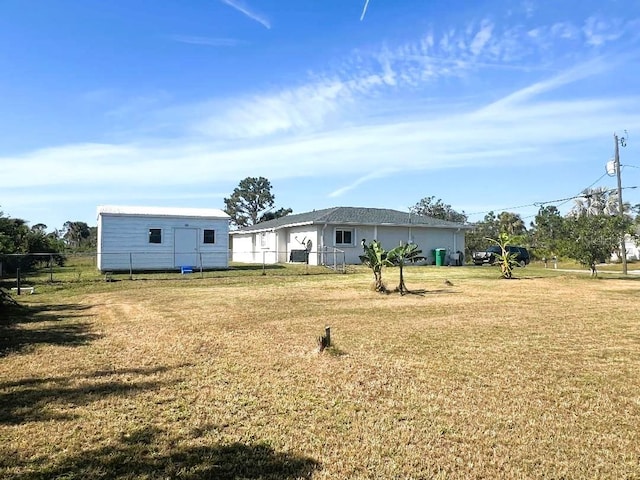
left=466, top=180, right=637, bottom=219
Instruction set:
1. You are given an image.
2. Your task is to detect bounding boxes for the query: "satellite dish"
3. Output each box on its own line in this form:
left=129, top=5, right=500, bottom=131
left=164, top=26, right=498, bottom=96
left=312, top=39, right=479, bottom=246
left=606, top=159, right=616, bottom=176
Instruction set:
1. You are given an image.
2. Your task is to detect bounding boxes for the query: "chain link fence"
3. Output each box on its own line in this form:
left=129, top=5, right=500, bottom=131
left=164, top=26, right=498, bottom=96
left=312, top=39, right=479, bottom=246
left=0, top=250, right=348, bottom=293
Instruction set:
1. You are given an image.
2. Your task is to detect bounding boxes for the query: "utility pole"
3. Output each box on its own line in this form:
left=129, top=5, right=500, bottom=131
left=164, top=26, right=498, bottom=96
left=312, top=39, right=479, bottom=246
left=614, top=133, right=628, bottom=275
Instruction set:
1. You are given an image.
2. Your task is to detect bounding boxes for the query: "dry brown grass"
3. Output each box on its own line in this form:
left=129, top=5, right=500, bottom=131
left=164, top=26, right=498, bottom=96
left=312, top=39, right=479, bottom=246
left=1, top=266, right=639, bottom=479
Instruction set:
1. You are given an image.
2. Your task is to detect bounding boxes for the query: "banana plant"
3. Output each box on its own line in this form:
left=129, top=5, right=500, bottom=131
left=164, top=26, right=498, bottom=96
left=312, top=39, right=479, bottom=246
left=487, top=233, right=518, bottom=279
left=359, top=240, right=390, bottom=292
left=387, top=243, right=424, bottom=295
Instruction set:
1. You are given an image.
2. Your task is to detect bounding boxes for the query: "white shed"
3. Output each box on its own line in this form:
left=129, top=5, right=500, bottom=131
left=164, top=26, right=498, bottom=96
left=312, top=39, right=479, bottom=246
left=97, top=205, right=230, bottom=272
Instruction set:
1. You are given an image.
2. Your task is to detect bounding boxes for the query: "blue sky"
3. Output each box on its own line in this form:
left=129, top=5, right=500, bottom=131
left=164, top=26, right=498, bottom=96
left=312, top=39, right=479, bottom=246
left=2, top=0, right=640, bottom=230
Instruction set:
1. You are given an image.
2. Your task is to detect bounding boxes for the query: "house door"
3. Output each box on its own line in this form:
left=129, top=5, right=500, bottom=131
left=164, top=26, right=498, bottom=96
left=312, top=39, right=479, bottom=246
left=174, top=228, right=198, bottom=267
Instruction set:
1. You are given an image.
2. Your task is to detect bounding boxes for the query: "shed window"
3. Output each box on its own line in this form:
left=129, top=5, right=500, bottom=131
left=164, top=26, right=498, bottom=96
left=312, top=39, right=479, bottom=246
left=335, top=228, right=353, bottom=246
left=148, top=228, right=162, bottom=244
left=203, top=229, right=215, bottom=244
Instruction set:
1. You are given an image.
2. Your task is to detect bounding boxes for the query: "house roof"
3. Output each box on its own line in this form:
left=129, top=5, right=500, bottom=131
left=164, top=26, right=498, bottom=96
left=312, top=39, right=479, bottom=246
left=97, top=205, right=230, bottom=219
left=231, top=207, right=470, bottom=233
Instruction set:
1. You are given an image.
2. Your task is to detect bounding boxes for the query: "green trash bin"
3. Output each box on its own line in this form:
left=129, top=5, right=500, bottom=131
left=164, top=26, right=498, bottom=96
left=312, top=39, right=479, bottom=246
left=435, top=248, right=447, bottom=266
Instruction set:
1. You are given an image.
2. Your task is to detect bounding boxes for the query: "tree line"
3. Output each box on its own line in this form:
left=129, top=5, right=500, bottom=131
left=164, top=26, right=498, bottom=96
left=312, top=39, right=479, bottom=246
left=0, top=211, right=96, bottom=272
left=2, top=180, right=638, bottom=276
left=459, top=188, right=639, bottom=272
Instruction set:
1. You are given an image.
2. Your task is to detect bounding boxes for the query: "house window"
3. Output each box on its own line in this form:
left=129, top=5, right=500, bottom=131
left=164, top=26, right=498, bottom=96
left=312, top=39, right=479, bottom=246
left=260, top=232, right=269, bottom=248
left=148, top=228, right=162, bottom=244
left=203, top=229, right=215, bottom=244
left=335, top=228, right=354, bottom=246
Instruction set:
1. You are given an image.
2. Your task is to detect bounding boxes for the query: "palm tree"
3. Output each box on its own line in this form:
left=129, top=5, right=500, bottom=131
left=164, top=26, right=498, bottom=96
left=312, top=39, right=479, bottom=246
left=497, top=212, right=526, bottom=236
left=571, top=187, right=630, bottom=217
left=387, top=243, right=424, bottom=295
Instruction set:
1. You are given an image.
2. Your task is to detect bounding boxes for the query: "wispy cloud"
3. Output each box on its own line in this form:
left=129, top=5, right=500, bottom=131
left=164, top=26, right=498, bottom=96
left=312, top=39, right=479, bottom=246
left=360, top=0, right=370, bottom=21
left=329, top=169, right=396, bottom=198
left=4, top=13, right=640, bottom=207
left=583, top=15, right=623, bottom=46
left=478, top=58, right=610, bottom=111
left=170, top=35, right=243, bottom=47
left=220, top=0, right=270, bottom=29
left=5, top=86, right=639, bottom=192
left=469, top=20, right=494, bottom=56
left=182, top=17, right=621, bottom=141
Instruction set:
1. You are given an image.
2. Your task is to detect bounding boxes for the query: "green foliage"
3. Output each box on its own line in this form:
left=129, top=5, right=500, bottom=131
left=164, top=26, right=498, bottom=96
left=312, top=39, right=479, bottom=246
left=0, top=211, right=67, bottom=273
left=410, top=196, right=467, bottom=223
left=531, top=206, right=564, bottom=259
left=359, top=240, right=390, bottom=292
left=487, top=233, right=519, bottom=279
left=497, top=212, right=527, bottom=237
left=259, top=207, right=293, bottom=223
left=467, top=211, right=529, bottom=262
left=559, top=214, right=630, bottom=276
left=62, top=221, right=95, bottom=252
left=224, top=177, right=277, bottom=228
left=387, top=243, right=424, bottom=294
left=465, top=211, right=499, bottom=261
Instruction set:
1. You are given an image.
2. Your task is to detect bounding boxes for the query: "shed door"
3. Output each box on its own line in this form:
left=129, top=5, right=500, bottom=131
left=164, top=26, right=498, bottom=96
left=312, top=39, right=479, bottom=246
left=174, top=228, right=198, bottom=267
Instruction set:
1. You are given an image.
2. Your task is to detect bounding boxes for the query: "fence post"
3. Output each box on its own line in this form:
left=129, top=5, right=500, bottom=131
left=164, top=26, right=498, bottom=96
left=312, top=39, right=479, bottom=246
left=49, top=254, right=54, bottom=282
left=129, top=253, right=133, bottom=280
left=16, top=267, right=21, bottom=295
left=262, top=251, right=266, bottom=276
left=200, top=252, right=203, bottom=278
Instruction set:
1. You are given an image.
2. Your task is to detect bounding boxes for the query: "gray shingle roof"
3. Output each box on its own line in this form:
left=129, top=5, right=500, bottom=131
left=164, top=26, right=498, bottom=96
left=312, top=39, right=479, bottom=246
left=232, top=207, right=469, bottom=233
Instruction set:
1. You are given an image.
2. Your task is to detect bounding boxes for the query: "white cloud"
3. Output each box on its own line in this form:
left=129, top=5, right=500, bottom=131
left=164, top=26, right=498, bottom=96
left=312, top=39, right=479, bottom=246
left=5, top=83, right=639, bottom=193
left=192, top=79, right=352, bottom=138
left=470, top=20, right=493, bottom=56
left=550, top=22, right=580, bottom=40
left=478, top=58, right=610, bottom=111
left=329, top=169, right=397, bottom=198
left=5, top=13, right=640, bottom=212
left=583, top=16, right=622, bottom=46
left=220, top=0, right=270, bottom=29
left=185, top=17, right=626, bottom=144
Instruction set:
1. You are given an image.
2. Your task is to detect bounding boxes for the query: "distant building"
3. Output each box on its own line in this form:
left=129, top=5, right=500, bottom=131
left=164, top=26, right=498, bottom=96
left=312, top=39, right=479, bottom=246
left=230, top=206, right=471, bottom=266
left=611, top=233, right=640, bottom=262
left=97, top=205, right=230, bottom=272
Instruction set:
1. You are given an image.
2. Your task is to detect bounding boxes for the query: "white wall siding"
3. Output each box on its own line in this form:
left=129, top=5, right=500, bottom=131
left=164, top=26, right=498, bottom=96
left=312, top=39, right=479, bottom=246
left=410, top=229, right=465, bottom=264
left=98, top=213, right=229, bottom=271
left=230, top=234, right=256, bottom=263
left=287, top=227, right=318, bottom=265
left=230, top=223, right=466, bottom=266
left=377, top=227, right=412, bottom=250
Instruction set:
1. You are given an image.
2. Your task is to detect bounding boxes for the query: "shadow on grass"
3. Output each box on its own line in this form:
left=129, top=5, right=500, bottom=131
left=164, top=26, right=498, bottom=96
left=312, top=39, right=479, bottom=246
left=227, top=264, right=286, bottom=271
left=5, top=426, right=320, bottom=480
left=0, top=302, right=99, bottom=357
left=404, top=289, right=462, bottom=296
left=0, top=365, right=183, bottom=425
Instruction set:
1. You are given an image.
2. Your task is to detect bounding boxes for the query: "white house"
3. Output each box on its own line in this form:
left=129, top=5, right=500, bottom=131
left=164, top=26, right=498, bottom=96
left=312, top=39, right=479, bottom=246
left=97, top=205, right=230, bottom=272
left=230, top=206, right=471, bottom=267
left=611, top=233, right=640, bottom=262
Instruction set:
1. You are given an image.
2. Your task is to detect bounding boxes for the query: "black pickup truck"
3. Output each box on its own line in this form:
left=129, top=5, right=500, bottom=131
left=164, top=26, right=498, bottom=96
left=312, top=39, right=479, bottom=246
left=472, top=245, right=530, bottom=267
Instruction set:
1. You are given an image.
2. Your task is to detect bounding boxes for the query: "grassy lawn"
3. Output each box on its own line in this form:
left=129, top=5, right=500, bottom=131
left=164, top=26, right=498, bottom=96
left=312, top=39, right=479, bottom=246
left=1, top=263, right=639, bottom=479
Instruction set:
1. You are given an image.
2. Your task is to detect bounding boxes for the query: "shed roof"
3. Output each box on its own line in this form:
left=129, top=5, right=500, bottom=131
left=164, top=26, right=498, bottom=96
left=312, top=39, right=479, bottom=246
left=97, top=205, right=230, bottom=219
left=231, top=206, right=470, bottom=233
